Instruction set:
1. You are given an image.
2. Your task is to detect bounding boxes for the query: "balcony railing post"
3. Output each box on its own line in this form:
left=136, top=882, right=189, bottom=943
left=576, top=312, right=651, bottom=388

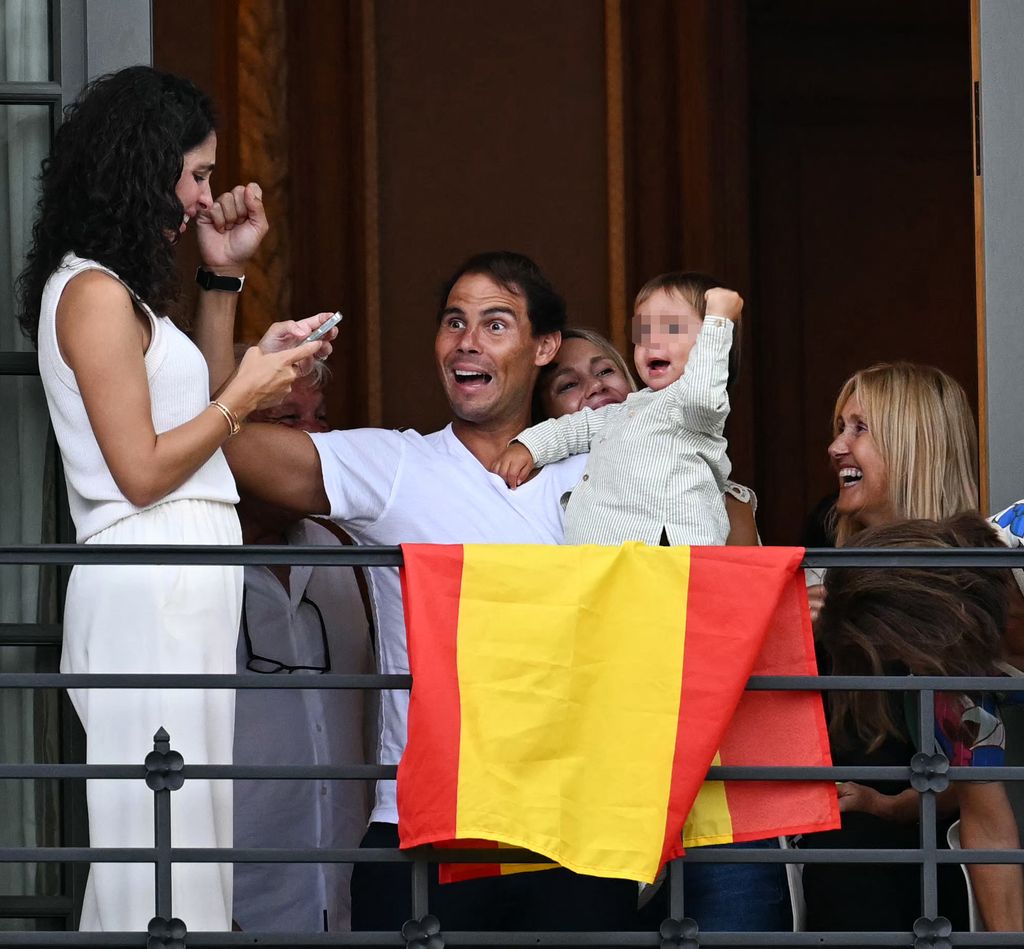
left=660, top=857, right=699, bottom=947
left=399, top=857, right=441, bottom=949
left=144, top=727, right=186, bottom=947
left=912, top=687, right=949, bottom=940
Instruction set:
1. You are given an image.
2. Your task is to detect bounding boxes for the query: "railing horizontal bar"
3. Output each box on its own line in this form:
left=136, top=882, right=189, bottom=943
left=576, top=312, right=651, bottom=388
left=7, top=935, right=1024, bottom=947
left=744, top=675, right=1024, bottom=690
left=0, top=353, right=40, bottom=376
left=7, top=933, right=1024, bottom=947
left=3, top=847, right=1024, bottom=865
left=0, top=545, right=404, bottom=567
left=0, top=623, right=62, bottom=646
left=0, top=894, right=75, bottom=916
left=2, top=672, right=1021, bottom=691
left=0, top=673, right=412, bottom=689
left=4, top=544, right=1024, bottom=568
left=7, top=762, right=1024, bottom=782
left=0, top=764, right=396, bottom=779
left=0, top=82, right=62, bottom=100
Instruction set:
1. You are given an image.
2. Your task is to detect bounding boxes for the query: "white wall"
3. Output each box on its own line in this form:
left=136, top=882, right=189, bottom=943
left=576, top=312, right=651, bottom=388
left=979, top=0, right=1024, bottom=512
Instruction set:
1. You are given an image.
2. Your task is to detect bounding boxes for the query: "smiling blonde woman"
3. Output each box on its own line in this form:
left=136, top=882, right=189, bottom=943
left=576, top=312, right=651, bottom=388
left=828, top=362, right=979, bottom=544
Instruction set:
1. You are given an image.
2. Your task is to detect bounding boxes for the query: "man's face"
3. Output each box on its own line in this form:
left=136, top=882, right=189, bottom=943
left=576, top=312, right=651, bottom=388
left=434, top=273, right=558, bottom=425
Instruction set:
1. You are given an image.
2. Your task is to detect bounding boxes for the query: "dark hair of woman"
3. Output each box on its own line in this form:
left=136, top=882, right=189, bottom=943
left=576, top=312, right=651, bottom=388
left=817, top=513, right=1010, bottom=753
left=16, top=65, right=215, bottom=345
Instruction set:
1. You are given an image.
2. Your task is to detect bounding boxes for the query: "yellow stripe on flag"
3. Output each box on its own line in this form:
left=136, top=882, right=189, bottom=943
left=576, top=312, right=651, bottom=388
left=682, top=752, right=735, bottom=846
left=453, top=543, right=691, bottom=879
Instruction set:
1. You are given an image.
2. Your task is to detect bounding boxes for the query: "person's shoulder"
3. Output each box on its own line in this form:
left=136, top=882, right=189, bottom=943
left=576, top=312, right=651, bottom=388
left=311, top=425, right=420, bottom=447
left=989, top=499, right=1024, bottom=547
left=61, top=267, right=133, bottom=311
left=306, top=425, right=430, bottom=474
left=55, top=267, right=138, bottom=358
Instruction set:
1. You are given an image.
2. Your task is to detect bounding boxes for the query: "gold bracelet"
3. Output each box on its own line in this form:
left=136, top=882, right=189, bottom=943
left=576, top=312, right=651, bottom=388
left=210, top=399, right=241, bottom=437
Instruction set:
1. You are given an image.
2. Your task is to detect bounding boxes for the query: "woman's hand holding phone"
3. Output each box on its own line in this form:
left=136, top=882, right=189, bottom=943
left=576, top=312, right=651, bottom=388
left=222, top=339, right=323, bottom=416
left=258, top=311, right=341, bottom=370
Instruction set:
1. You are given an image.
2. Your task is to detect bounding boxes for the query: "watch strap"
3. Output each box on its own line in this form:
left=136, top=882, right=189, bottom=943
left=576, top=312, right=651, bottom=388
left=195, top=267, right=245, bottom=293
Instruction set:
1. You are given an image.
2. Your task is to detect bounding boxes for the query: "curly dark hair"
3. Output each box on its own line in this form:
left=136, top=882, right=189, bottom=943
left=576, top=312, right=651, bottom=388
left=818, top=513, right=1011, bottom=752
left=16, top=66, right=216, bottom=345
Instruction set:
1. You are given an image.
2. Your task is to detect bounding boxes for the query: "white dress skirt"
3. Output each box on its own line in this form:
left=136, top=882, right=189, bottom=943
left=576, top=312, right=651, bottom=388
left=62, top=498, right=242, bottom=931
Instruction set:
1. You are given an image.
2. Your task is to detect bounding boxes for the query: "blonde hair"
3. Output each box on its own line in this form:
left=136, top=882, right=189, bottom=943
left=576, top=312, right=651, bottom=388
left=234, top=341, right=332, bottom=388
left=534, top=327, right=637, bottom=421
left=832, top=362, right=979, bottom=544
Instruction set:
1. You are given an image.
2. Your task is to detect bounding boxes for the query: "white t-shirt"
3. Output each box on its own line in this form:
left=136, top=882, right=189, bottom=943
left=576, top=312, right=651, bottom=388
left=233, top=519, right=373, bottom=933
left=37, top=253, right=237, bottom=541
left=308, top=424, right=588, bottom=824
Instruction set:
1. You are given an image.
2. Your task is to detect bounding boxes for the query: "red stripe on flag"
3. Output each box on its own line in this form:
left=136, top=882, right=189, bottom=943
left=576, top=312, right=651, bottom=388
left=661, top=547, right=808, bottom=865
left=398, top=544, right=465, bottom=847
left=721, top=564, right=840, bottom=838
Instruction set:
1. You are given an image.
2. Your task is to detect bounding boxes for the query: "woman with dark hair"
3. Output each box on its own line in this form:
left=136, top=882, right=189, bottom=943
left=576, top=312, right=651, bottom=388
left=816, top=514, right=1023, bottom=933
left=17, top=65, right=331, bottom=931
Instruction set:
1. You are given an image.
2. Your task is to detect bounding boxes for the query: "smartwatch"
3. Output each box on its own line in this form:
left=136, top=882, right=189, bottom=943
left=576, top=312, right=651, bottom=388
left=195, top=267, right=245, bottom=293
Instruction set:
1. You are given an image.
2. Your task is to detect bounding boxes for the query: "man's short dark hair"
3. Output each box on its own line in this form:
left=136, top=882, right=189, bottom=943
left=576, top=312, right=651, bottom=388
left=437, top=251, right=566, bottom=337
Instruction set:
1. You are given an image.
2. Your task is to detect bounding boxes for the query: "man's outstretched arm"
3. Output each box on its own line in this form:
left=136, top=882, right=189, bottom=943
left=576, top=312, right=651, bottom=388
left=225, top=422, right=330, bottom=516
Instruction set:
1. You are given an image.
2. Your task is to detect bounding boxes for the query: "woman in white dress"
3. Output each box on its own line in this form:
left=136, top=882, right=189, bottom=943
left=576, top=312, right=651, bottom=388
left=15, top=66, right=333, bottom=932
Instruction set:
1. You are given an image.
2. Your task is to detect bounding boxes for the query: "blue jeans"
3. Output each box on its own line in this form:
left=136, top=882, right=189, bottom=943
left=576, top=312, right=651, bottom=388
left=683, top=839, right=792, bottom=931
left=639, top=839, right=792, bottom=933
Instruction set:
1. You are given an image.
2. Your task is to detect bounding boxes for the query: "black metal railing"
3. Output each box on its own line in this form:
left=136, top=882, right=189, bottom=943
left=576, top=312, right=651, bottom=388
left=2, top=545, right=1024, bottom=946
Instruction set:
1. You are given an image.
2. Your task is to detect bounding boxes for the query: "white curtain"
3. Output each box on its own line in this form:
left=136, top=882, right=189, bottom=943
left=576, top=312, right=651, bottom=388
left=0, top=0, right=58, bottom=904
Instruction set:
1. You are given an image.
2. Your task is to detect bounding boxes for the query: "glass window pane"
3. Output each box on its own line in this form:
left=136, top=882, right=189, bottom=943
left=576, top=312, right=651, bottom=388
left=0, top=103, right=51, bottom=342
left=0, top=1, right=52, bottom=81
left=0, top=378, right=53, bottom=620
left=0, top=377, right=61, bottom=900
left=0, top=645, right=62, bottom=900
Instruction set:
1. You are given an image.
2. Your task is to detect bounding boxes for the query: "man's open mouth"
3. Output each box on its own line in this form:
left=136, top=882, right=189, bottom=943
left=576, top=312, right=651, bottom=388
left=453, top=369, right=493, bottom=386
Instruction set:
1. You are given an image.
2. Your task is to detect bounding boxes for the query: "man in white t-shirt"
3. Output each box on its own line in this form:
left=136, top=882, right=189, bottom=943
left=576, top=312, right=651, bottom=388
left=226, top=252, right=636, bottom=932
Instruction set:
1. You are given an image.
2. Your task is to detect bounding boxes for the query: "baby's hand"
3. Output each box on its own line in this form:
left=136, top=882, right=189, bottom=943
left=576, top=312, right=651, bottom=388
left=705, top=288, right=743, bottom=322
left=491, top=442, right=536, bottom=489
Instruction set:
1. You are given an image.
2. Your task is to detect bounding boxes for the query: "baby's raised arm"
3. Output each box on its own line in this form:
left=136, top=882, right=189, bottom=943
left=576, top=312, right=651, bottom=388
left=705, top=288, right=742, bottom=323
left=666, top=288, right=740, bottom=433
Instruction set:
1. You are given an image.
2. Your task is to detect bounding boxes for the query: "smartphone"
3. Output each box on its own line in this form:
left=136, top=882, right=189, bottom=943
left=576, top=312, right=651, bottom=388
left=301, top=311, right=343, bottom=344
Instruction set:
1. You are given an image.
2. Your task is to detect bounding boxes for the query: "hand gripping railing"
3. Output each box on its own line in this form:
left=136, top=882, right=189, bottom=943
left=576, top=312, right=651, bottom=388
left=2, top=545, right=1024, bottom=946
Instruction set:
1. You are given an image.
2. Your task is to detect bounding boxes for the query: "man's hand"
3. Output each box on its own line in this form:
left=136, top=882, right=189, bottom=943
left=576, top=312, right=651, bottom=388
left=705, top=288, right=743, bottom=322
left=196, top=182, right=269, bottom=271
left=491, top=442, right=537, bottom=489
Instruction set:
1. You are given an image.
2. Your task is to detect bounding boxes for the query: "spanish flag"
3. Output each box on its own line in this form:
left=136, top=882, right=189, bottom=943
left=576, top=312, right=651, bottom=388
left=397, top=543, right=838, bottom=884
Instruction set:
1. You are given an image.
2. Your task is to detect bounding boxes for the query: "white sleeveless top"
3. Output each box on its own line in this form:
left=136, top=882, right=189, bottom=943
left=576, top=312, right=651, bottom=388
left=37, top=253, right=239, bottom=542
